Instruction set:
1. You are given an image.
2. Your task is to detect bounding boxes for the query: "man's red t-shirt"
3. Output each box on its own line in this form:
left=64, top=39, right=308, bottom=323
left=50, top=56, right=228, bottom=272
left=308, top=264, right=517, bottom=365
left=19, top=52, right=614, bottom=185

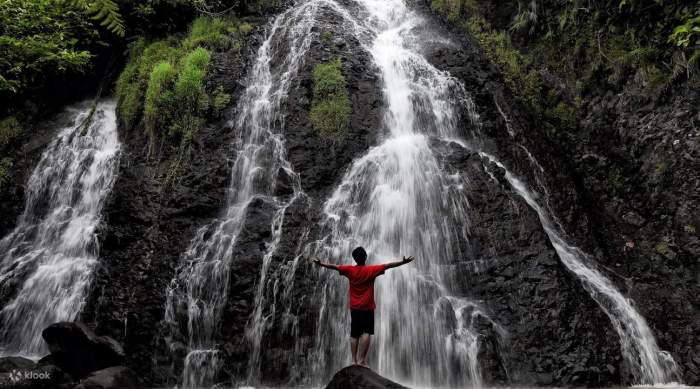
left=337, top=264, right=387, bottom=310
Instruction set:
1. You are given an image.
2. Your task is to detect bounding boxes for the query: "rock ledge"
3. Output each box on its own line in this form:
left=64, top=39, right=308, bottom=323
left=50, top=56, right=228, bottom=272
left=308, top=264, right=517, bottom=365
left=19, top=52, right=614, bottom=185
left=325, top=366, right=408, bottom=389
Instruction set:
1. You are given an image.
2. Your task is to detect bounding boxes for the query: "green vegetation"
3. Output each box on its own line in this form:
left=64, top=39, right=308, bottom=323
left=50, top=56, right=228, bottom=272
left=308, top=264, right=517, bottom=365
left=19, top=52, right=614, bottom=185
left=114, top=16, right=239, bottom=165
left=607, top=168, right=624, bottom=193
left=310, top=58, right=352, bottom=139
left=0, top=116, right=23, bottom=146
left=0, top=0, right=98, bottom=99
left=655, top=241, right=670, bottom=256
left=73, top=0, right=125, bottom=37
left=0, top=157, right=12, bottom=189
left=212, top=86, right=232, bottom=115
left=430, top=0, right=700, bottom=138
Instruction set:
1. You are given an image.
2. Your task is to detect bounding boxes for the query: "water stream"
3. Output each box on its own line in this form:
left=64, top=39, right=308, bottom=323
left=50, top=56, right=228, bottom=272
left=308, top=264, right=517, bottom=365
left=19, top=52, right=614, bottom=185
left=0, top=101, right=120, bottom=359
left=166, top=0, right=680, bottom=387
left=162, top=2, right=317, bottom=387
left=479, top=152, right=680, bottom=385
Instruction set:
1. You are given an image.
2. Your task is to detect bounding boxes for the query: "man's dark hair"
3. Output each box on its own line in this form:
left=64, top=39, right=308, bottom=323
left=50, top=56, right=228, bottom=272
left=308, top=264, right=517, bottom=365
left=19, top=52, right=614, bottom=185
left=352, top=246, right=367, bottom=265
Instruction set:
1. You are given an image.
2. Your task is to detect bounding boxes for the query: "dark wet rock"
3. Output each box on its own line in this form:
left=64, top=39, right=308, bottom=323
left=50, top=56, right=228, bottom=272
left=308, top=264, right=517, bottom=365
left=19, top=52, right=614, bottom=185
left=325, top=366, right=408, bottom=389
left=41, top=322, right=124, bottom=379
left=0, top=356, right=35, bottom=372
left=74, top=366, right=142, bottom=389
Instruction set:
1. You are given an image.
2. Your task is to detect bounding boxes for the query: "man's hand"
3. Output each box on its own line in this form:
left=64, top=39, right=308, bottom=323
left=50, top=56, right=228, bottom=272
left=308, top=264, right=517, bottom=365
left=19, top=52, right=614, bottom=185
left=312, top=258, right=321, bottom=266
left=385, top=255, right=415, bottom=270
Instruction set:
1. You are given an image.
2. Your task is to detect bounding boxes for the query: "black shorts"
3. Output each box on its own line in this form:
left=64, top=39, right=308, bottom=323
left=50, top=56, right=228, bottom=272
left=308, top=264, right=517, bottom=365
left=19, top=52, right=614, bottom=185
left=350, top=309, right=374, bottom=338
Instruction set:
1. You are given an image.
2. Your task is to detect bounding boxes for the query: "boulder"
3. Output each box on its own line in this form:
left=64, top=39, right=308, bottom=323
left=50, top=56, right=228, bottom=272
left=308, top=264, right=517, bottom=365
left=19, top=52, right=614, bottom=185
left=325, top=366, right=408, bottom=389
left=75, top=366, right=141, bottom=389
left=0, top=356, right=35, bottom=372
left=41, top=322, right=124, bottom=378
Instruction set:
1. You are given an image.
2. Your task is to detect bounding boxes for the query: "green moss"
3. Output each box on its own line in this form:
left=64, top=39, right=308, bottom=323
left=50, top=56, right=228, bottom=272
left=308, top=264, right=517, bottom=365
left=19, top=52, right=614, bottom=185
left=654, top=161, right=668, bottom=174
left=174, top=48, right=210, bottom=112
left=212, top=85, right=231, bottom=115
left=608, top=168, right=624, bottom=193
left=170, top=48, right=211, bottom=140
left=684, top=224, right=696, bottom=234
left=0, top=157, right=12, bottom=190
left=655, top=241, right=670, bottom=256
left=144, top=61, right=177, bottom=135
left=550, top=102, right=577, bottom=130
left=183, top=17, right=233, bottom=51
left=115, top=39, right=177, bottom=129
left=0, top=116, right=23, bottom=145
left=321, top=31, right=333, bottom=45
left=113, top=16, right=243, bottom=171
left=239, top=22, right=254, bottom=35
left=431, top=0, right=466, bottom=22
left=310, top=58, right=351, bottom=139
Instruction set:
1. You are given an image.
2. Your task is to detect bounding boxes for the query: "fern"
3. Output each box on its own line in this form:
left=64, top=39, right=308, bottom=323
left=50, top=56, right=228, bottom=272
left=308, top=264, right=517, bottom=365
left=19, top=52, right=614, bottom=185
left=72, top=0, right=125, bottom=37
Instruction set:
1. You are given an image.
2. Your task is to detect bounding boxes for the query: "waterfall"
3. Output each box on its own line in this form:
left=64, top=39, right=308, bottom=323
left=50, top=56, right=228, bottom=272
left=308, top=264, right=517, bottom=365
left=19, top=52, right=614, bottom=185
left=302, top=0, right=502, bottom=387
left=479, top=152, right=680, bottom=385
left=160, top=0, right=679, bottom=387
left=162, top=2, right=317, bottom=387
left=0, top=101, right=120, bottom=359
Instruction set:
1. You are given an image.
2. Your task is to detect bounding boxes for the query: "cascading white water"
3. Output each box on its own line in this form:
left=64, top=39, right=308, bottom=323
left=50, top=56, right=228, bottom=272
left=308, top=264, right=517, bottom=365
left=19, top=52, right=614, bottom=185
left=159, top=0, right=679, bottom=386
left=302, top=0, right=503, bottom=387
left=479, top=152, right=680, bottom=385
left=0, top=101, right=120, bottom=359
left=162, top=3, right=317, bottom=387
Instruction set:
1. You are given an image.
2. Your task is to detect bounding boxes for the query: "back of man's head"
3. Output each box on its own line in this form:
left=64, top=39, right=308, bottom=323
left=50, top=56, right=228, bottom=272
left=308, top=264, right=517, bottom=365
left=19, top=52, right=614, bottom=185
left=352, top=246, right=367, bottom=265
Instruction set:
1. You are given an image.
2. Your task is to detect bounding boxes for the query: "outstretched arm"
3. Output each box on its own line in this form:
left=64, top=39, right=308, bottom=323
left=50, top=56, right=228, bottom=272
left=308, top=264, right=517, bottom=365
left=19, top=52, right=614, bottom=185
left=309, top=257, right=340, bottom=271
left=383, top=256, right=415, bottom=270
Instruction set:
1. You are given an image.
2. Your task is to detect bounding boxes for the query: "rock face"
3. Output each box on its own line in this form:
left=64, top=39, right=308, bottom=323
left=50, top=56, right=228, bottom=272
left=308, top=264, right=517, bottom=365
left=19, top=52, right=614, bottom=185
left=0, top=356, right=35, bottom=371
left=326, top=366, right=408, bottom=389
left=75, top=366, right=141, bottom=389
left=0, top=0, right=696, bottom=388
left=411, top=0, right=699, bottom=385
left=42, top=322, right=125, bottom=379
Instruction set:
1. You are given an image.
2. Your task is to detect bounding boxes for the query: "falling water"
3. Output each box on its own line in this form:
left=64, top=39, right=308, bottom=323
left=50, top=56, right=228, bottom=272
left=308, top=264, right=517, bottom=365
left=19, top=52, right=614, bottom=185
left=0, top=101, right=120, bottom=358
left=303, top=0, right=502, bottom=387
left=162, top=3, right=317, bottom=387
left=479, top=152, right=680, bottom=385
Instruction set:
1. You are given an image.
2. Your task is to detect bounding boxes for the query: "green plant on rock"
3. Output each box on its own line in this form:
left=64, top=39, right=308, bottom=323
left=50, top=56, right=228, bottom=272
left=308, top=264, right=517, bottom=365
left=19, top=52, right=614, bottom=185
left=115, top=39, right=178, bottom=130
left=172, top=47, right=211, bottom=141
left=0, top=157, right=11, bottom=189
left=607, top=168, right=624, bottom=193
left=669, top=12, right=700, bottom=48
left=212, top=86, right=232, bottom=115
left=144, top=61, right=177, bottom=135
left=184, top=16, right=232, bottom=51
left=310, top=58, right=351, bottom=139
left=0, top=116, right=23, bottom=146
left=655, top=241, right=670, bottom=256
left=239, top=22, right=254, bottom=35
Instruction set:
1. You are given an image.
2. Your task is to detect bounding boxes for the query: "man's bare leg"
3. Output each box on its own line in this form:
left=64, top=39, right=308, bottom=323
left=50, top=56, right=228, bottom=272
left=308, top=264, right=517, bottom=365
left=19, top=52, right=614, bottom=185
left=357, top=333, right=371, bottom=367
left=350, top=337, right=359, bottom=365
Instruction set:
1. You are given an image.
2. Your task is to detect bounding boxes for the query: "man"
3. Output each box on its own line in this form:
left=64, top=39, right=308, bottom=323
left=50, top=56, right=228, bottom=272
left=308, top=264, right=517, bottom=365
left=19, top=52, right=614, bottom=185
left=312, top=246, right=415, bottom=368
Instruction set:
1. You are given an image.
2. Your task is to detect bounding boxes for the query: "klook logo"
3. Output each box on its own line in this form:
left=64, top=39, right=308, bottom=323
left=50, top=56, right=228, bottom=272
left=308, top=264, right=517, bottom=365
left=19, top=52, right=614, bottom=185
left=8, top=370, right=22, bottom=383
left=7, top=369, right=51, bottom=383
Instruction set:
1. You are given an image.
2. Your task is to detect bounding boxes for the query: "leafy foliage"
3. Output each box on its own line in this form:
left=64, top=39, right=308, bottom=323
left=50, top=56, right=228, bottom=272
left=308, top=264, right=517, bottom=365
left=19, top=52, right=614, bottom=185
left=73, top=0, right=126, bottom=37
left=0, top=116, right=23, bottom=146
left=310, top=58, right=351, bottom=139
left=0, top=157, right=12, bottom=190
left=114, top=16, right=242, bottom=159
left=144, top=61, right=177, bottom=134
left=0, top=0, right=99, bottom=99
